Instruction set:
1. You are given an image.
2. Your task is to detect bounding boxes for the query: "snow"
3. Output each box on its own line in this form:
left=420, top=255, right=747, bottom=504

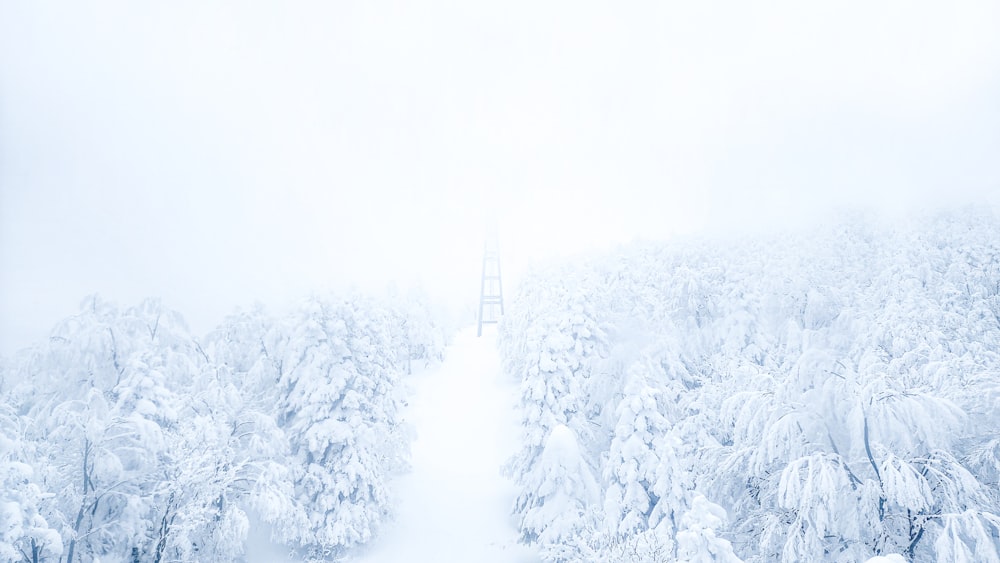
left=353, top=326, right=538, bottom=563
left=544, top=424, right=584, bottom=461
left=5, top=212, right=1000, bottom=561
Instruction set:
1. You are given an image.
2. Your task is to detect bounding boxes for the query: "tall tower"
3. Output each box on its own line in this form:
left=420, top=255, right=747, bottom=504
left=477, top=221, right=504, bottom=337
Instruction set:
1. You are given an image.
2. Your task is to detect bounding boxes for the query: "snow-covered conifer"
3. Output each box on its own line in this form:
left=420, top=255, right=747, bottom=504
left=269, top=296, right=407, bottom=557
left=517, top=424, right=600, bottom=562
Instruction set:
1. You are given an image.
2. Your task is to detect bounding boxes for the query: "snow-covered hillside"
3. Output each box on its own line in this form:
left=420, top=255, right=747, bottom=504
left=0, top=291, right=446, bottom=562
left=3, top=209, right=998, bottom=563
left=498, top=209, right=1000, bottom=562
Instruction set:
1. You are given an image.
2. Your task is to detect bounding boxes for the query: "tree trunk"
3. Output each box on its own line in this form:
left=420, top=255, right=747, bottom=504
left=65, top=440, right=93, bottom=563
left=153, top=493, right=176, bottom=563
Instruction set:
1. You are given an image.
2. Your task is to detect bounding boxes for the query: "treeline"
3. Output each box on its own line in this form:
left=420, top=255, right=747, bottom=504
left=0, top=290, right=447, bottom=562
left=498, top=209, right=1000, bottom=562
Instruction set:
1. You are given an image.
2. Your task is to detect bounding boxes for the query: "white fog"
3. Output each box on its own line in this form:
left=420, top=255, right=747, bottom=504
left=1, top=2, right=999, bottom=562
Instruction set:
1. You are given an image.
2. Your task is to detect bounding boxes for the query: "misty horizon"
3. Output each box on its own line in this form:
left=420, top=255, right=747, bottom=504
left=3, top=1, right=999, bottom=353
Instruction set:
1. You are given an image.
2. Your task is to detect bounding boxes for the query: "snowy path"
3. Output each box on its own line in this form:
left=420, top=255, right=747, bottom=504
left=354, top=327, right=538, bottom=563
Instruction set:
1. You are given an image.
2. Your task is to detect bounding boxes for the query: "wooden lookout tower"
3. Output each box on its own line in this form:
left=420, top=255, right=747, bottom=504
left=477, top=222, right=504, bottom=337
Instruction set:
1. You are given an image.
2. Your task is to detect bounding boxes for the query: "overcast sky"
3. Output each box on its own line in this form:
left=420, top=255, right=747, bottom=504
left=2, top=0, right=999, bottom=353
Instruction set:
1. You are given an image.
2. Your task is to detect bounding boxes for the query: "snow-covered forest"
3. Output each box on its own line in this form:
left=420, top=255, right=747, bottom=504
left=3, top=210, right=1000, bottom=563
left=3, top=0, right=1000, bottom=561
left=498, top=209, right=1000, bottom=562
left=0, top=290, right=447, bottom=562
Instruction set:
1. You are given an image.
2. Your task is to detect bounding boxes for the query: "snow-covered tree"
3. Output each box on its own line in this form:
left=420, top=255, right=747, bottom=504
left=0, top=406, right=62, bottom=563
left=4, top=297, right=290, bottom=562
left=603, top=356, right=676, bottom=538
left=517, top=424, right=600, bottom=562
left=0, top=283, right=449, bottom=561
left=499, top=209, right=1000, bottom=562
left=266, top=296, right=408, bottom=558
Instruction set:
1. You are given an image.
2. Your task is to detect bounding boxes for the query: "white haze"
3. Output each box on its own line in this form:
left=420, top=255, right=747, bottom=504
left=2, top=0, right=999, bottom=353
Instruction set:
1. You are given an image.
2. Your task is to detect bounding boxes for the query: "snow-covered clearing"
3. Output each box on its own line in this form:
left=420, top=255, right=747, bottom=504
left=354, top=326, right=538, bottom=563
